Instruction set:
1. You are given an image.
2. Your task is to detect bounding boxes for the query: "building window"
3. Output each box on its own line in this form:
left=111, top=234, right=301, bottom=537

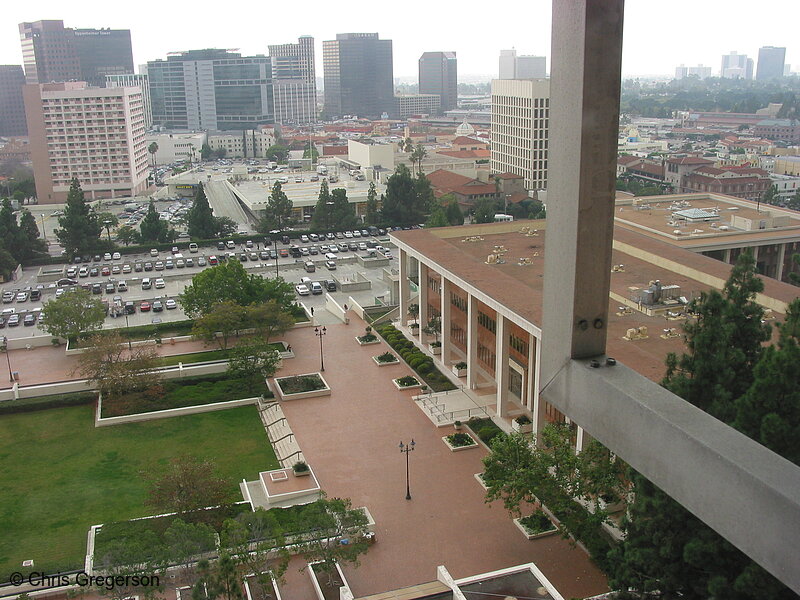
left=428, top=276, right=441, bottom=294
left=509, top=334, right=529, bottom=356
left=478, top=311, right=496, bottom=334
left=477, top=343, right=496, bottom=367
left=451, top=323, right=466, bottom=345
left=450, top=293, right=467, bottom=312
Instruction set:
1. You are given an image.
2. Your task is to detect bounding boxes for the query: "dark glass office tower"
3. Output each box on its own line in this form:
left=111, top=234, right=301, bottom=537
left=0, top=65, right=27, bottom=136
left=323, top=33, right=393, bottom=119
left=72, top=28, right=134, bottom=87
left=756, top=46, right=786, bottom=81
left=18, top=20, right=81, bottom=84
left=419, top=51, right=457, bottom=113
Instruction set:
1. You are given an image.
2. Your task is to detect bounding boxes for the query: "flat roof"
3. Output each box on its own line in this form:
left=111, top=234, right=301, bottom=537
left=392, top=221, right=795, bottom=382
left=614, top=193, right=800, bottom=248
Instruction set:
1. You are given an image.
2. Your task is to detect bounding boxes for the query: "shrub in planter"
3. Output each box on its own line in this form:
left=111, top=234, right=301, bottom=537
left=446, top=432, right=476, bottom=447
left=454, top=361, right=467, bottom=370
left=292, top=461, right=310, bottom=475
left=519, top=510, right=555, bottom=535
left=430, top=341, right=442, bottom=348
left=515, top=415, right=532, bottom=425
left=396, top=375, right=420, bottom=387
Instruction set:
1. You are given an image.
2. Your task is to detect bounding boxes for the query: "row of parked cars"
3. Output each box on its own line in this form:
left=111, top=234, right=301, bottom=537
left=3, top=289, right=42, bottom=304
left=295, top=278, right=337, bottom=296
left=0, top=311, right=42, bottom=328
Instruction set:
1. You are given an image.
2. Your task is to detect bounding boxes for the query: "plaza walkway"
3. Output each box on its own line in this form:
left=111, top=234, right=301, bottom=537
left=266, top=316, right=609, bottom=598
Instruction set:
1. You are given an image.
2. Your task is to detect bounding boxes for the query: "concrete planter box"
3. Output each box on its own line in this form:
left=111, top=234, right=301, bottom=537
left=598, top=497, right=626, bottom=513
left=273, top=373, right=331, bottom=401
left=512, top=418, right=533, bottom=434
left=356, top=336, right=380, bottom=346
left=474, top=473, right=489, bottom=491
left=372, top=354, right=399, bottom=366
left=429, top=344, right=441, bottom=355
left=243, top=573, right=283, bottom=600
left=452, top=365, right=467, bottom=377
left=307, top=560, right=350, bottom=600
left=393, top=377, right=423, bottom=390
left=513, top=516, right=558, bottom=540
left=442, top=433, right=478, bottom=452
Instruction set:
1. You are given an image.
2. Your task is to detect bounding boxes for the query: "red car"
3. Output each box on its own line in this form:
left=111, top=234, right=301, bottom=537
left=101, top=266, right=111, bottom=276
left=139, top=301, right=151, bottom=312
left=279, top=248, right=289, bottom=257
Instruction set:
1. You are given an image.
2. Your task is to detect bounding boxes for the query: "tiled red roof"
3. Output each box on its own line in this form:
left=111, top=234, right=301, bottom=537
left=427, top=169, right=474, bottom=188
left=693, top=166, right=727, bottom=176
left=617, top=155, right=640, bottom=166
left=666, top=156, right=715, bottom=165
left=451, top=136, right=486, bottom=146
left=438, top=149, right=491, bottom=159
left=426, top=169, right=498, bottom=199
left=322, top=145, right=349, bottom=156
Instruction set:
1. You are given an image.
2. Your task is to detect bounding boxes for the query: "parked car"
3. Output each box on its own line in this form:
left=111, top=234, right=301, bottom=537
left=117, top=281, right=128, bottom=292
left=139, top=301, right=151, bottom=312
left=310, top=282, right=323, bottom=295
left=23, top=314, right=36, bottom=326
left=165, top=299, right=177, bottom=310
left=7, top=314, right=20, bottom=327
left=30, top=290, right=41, bottom=301
left=295, top=284, right=310, bottom=296
left=324, top=280, right=337, bottom=292
left=198, top=256, right=207, bottom=267
left=152, top=300, right=164, bottom=312
left=325, top=260, right=337, bottom=270
left=101, top=266, right=111, bottom=276
left=112, top=252, right=121, bottom=260
left=154, top=278, right=166, bottom=289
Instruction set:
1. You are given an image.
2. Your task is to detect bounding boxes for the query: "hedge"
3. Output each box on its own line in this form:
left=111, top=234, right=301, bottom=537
left=376, top=324, right=456, bottom=392
left=70, top=320, right=195, bottom=346
left=0, top=391, right=96, bottom=415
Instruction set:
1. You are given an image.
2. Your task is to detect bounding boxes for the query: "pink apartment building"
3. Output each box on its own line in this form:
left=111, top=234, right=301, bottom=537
left=23, top=81, right=149, bottom=203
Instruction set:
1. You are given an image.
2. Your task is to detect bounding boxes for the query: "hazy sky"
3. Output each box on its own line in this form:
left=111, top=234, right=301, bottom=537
left=2, top=1, right=798, bottom=80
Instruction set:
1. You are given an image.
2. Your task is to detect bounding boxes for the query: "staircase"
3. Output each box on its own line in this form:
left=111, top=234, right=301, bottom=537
left=257, top=398, right=305, bottom=467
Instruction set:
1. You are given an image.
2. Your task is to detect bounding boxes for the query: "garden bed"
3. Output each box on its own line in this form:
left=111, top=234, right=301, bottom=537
left=356, top=334, right=380, bottom=346
left=273, top=373, right=331, bottom=400
left=100, top=373, right=270, bottom=418
left=514, top=511, right=558, bottom=540
left=393, top=375, right=423, bottom=390
left=307, top=560, right=349, bottom=600
left=443, top=432, right=478, bottom=452
left=372, top=352, right=399, bottom=366
left=467, top=417, right=506, bottom=448
left=376, top=324, right=456, bottom=392
left=69, top=320, right=194, bottom=348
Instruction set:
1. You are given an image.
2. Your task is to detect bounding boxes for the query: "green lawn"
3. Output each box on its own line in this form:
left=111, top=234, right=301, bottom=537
left=0, top=404, right=277, bottom=581
left=157, top=342, right=285, bottom=368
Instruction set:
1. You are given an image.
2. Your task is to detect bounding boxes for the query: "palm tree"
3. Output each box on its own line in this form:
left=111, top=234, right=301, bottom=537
left=411, top=143, right=427, bottom=175
left=148, top=142, right=159, bottom=168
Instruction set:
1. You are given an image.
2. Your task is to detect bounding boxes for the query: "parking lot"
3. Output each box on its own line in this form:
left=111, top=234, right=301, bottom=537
left=0, top=233, right=397, bottom=340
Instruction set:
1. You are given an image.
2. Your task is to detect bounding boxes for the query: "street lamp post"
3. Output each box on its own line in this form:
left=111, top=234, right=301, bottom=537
left=314, top=326, right=327, bottom=371
left=40, top=214, right=47, bottom=242
left=399, top=439, right=415, bottom=500
left=3, top=176, right=14, bottom=199
left=1, top=336, right=12, bottom=382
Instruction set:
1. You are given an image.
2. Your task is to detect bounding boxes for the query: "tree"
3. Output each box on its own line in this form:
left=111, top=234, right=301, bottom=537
left=75, top=331, right=161, bottom=402
left=365, top=181, right=380, bottom=226
left=97, top=534, right=165, bottom=600
left=265, top=144, right=288, bottom=163
left=191, top=301, right=248, bottom=350
left=148, top=142, right=159, bottom=167
left=188, top=185, right=217, bottom=239
left=116, top=225, right=138, bottom=246
left=786, top=190, right=800, bottom=211
left=407, top=303, right=419, bottom=325
left=790, top=253, right=800, bottom=286
left=191, top=554, right=242, bottom=600
left=380, top=164, right=430, bottom=226
left=163, top=518, right=216, bottom=582
left=258, top=182, right=293, bottom=232
left=473, top=198, right=497, bottom=223
left=214, top=148, right=228, bottom=159
left=0, top=248, right=16, bottom=280
left=139, top=200, right=171, bottom=243
left=761, top=184, right=780, bottom=206
left=214, top=216, right=238, bottom=237
left=410, top=143, right=427, bottom=175
left=145, top=455, right=233, bottom=517
left=201, top=143, right=212, bottom=161
left=246, top=300, right=294, bottom=343
left=227, top=338, right=281, bottom=394
left=330, top=187, right=357, bottom=230
left=221, top=509, right=289, bottom=595
left=303, top=143, right=319, bottom=161
left=17, top=209, right=47, bottom=259
left=180, top=260, right=295, bottom=318
left=444, top=195, right=464, bottom=226
left=309, top=180, right=332, bottom=230
left=55, top=178, right=102, bottom=257
left=41, top=287, right=106, bottom=341
left=734, top=298, right=800, bottom=465
left=425, top=204, right=449, bottom=228
left=299, top=496, right=371, bottom=587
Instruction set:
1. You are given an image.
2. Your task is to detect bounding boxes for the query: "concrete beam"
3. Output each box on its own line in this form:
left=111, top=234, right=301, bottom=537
left=542, top=359, right=800, bottom=592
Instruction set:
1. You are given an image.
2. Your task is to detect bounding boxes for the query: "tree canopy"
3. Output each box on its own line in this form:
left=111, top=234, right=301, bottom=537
left=139, top=200, right=172, bottom=243
left=187, top=185, right=217, bottom=239
left=380, top=164, right=432, bottom=226
left=41, top=287, right=106, bottom=341
left=55, top=178, right=102, bottom=257
left=0, top=199, right=47, bottom=265
left=257, top=182, right=293, bottom=232
left=179, top=260, right=294, bottom=318
left=145, top=455, right=233, bottom=517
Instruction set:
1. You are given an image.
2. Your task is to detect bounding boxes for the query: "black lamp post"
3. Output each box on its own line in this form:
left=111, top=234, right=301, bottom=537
left=1, top=336, right=12, bottom=382
left=399, top=439, right=415, bottom=500
left=314, top=326, right=327, bottom=371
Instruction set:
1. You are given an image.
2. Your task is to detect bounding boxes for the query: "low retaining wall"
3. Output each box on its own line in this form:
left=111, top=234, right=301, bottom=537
left=65, top=334, right=195, bottom=356
left=5, top=335, right=63, bottom=350
left=335, top=271, right=371, bottom=292
left=95, top=395, right=259, bottom=426
left=324, top=293, right=348, bottom=324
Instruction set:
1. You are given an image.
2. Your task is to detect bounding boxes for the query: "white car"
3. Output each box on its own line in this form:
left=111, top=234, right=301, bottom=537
left=295, top=284, right=310, bottom=296
left=165, top=299, right=177, bottom=310
left=154, top=278, right=166, bottom=289
left=112, top=252, right=121, bottom=260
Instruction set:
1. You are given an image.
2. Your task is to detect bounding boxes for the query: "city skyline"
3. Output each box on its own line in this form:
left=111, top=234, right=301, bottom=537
left=0, top=1, right=798, bottom=81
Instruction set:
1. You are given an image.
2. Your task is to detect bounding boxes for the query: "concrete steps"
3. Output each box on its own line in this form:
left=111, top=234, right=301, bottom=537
left=257, top=398, right=305, bottom=467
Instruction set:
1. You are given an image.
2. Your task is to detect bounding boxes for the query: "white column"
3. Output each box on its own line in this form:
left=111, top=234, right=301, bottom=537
left=575, top=425, right=585, bottom=453
left=495, top=314, right=509, bottom=417
left=399, top=248, right=409, bottom=327
left=418, top=262, right=429, bottom=337
left=466, top=295, right=478, bottom=390
left=724, top=248, right=732, bottom=264
left=440, top=277, right=451, bottom=364
left=531, top=333, right=545, bottom=442
left=776, top=243, right=787, bottom=282
left=525, top=333, right=537, bottom=411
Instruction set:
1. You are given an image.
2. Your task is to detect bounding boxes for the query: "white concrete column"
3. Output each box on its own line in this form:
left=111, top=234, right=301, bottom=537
left=776, top=243, right=787, bottom=282
left=531, top=333, right=545, bottom=442
left=466, top=295, right=478, bottom=390
left=525, top=333, right=537, bottom=411
left=399, top=248, right=409, bottom=326
left=751, top=245, right=760, bottom=262
left=724, top=248, right=732, bottom=264
left=575, top=425, right=585, bottom=453
left=440, top=277, right=451, bottom=364
left=418, top=262, right=429, bottom=337
left=495, top=314, right=510, bottom=417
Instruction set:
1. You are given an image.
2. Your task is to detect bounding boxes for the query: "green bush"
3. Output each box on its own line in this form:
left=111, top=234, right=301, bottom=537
left=0, top=391, right=96, bottom=415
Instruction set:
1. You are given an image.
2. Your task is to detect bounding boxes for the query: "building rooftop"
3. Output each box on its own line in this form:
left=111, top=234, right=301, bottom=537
left=392, top=220, right=794, bottom=382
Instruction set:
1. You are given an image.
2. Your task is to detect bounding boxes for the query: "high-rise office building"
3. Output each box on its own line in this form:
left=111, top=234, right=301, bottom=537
left=757, top=46, right=786, bottom=81
left=268, top=36, right=317, bottom=125
left=18, top=20, right=133, bottom=87
left=147, top=49, right=273, bottom=131
left=498, top=49, right=546, bottom=79
left=0, top=65, right=27, bottom=136
left=721, top=51, right=753, bottom=79
left=418, top=51, right=457, bottom=113
left=322, top=33, right=393, bottom=119
left=106, top=73, right=151, bottom=129
left=675, top=64, right=712, bottom=80
left=490, top=78, right=550, bottom=191
left=19, top=20, right=81, bottom=84
left=23, top=81, right=148, bottom=203
left=72, top=28, right=134, bottom=87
